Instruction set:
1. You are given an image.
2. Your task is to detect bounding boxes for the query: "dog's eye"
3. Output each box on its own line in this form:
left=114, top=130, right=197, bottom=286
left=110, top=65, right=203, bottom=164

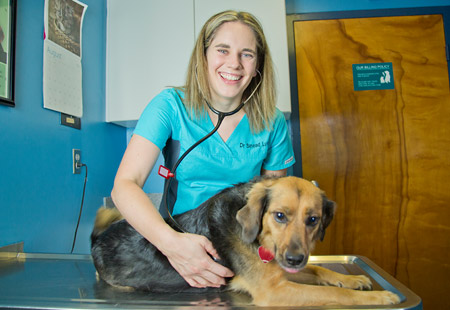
left=306, top=216, right=320, bottom=226
left=273, top=212, right=287, bottom=223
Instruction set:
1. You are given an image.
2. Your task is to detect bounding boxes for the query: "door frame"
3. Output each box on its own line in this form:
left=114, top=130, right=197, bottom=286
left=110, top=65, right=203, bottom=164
left=286, top=6, right=450, bottom=177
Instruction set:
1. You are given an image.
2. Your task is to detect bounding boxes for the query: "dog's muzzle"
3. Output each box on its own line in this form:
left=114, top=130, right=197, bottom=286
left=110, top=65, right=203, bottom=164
left=286, top=253, right=305, bottom=266
left=281, top=252, right=309, bottom=274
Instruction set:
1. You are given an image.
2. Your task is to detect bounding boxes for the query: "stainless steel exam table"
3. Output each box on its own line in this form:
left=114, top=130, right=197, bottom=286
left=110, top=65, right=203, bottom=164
left=0, top=252, right=422, bottom=310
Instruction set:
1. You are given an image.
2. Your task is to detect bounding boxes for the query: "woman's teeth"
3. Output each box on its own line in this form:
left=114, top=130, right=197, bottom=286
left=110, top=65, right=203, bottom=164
left=220, top=73, right=241, bottom=81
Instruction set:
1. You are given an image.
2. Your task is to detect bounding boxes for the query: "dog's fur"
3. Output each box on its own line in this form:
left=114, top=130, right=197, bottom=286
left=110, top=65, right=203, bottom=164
left=91, top=176, right=400, bottom=306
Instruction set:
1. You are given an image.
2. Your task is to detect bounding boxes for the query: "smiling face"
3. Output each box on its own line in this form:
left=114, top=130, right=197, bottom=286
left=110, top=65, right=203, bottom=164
left=205, top=21, right=258, bottom=110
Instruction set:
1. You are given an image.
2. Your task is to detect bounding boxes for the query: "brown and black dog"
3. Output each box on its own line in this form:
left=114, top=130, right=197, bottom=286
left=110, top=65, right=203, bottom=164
left=90, top=176, right=400, bottom=306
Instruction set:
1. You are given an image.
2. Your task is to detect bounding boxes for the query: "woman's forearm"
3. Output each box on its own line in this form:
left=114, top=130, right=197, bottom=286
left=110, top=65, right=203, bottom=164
left=111, top=179, right=178, bottom=250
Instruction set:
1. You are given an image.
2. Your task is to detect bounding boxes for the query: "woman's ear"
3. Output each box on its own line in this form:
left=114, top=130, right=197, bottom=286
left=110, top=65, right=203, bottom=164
left=236, top=181, right=270, bottom=243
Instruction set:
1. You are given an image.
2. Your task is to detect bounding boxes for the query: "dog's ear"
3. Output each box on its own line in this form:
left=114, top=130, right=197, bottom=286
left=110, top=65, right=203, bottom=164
left=317, top=196, right=336, bottom=241
left=236, top=181, right=270, bottom=243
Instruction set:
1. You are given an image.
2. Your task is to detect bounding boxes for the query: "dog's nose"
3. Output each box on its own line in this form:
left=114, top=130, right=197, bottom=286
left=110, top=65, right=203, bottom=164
left=285, top=253, right=305, bottom=266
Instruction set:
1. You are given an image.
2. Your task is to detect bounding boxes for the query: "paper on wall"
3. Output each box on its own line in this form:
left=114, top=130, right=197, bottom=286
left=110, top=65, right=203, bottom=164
left=43, top=0, right=87, bottom=117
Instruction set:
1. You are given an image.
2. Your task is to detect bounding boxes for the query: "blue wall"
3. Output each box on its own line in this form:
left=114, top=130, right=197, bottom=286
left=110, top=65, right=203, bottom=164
left=1, top=0, right=449, bottom=255
left=286, top=0, right=450, bottom=14
left=0, top=0, right=126, bottom=254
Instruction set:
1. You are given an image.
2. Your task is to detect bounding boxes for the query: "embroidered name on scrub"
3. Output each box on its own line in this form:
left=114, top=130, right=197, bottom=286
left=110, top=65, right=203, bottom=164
left=240, top=141, right=268, bottom=149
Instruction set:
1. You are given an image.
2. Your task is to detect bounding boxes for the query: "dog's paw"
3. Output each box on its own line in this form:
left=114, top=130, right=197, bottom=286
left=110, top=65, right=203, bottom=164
left=324, top=274, right=373, bottom=290
left=351, top=290, right=401, bottom=305
left=378, top=290, right=401, bottom=305
left=343, top=275, right=373, bottom=290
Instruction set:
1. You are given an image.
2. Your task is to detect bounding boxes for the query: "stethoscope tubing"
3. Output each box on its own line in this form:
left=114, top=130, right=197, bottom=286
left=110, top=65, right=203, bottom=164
left=163, top=106, right=238, bottom=232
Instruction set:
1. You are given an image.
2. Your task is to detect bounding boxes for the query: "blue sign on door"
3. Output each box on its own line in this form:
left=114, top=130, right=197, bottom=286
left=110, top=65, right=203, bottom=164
left=352, top=62, right=394, bottom=91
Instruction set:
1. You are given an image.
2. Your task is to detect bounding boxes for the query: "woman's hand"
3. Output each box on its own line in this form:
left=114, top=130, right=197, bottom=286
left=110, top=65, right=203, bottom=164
left=160, top=232, right=234, bottom=288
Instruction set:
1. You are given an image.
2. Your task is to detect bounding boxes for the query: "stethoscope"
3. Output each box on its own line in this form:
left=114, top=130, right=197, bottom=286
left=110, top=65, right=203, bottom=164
left=158, top=71, right=262, bottom=233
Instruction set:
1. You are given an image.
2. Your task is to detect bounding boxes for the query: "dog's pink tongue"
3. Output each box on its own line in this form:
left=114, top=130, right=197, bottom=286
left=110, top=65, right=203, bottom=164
left=258, top=246, right=274, bottom=263
left=283, top=267, right=300, bottom=274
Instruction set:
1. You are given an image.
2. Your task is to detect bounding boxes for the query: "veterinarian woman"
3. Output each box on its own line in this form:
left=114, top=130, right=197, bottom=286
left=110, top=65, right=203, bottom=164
left=111, top=10, right=295, bottom=289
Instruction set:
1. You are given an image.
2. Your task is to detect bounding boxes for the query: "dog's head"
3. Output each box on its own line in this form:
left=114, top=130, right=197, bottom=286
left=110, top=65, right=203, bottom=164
left=236, top=176, right=336, bottom=273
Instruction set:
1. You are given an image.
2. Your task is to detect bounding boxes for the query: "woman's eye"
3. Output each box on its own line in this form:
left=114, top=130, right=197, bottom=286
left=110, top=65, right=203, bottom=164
left=242, top=53, right=254, bottom=59
left=274, top=212, right=287, bottom=223
left=218, top=49, right=227, bottom=54
left=306, top=216, right=320, bottom=226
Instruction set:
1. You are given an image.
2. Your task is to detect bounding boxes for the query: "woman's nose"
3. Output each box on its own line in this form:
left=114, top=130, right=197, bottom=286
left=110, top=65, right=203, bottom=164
left=226, top=52, right=242, bottom=69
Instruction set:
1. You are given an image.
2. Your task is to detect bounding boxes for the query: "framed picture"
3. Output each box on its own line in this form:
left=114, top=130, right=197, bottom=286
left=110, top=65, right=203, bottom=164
left=0, top=0, right=16, bottom=107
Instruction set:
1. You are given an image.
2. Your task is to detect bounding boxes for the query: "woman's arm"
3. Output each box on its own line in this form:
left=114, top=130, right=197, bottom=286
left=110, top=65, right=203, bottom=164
left=111, top=134, right=233, bottom=288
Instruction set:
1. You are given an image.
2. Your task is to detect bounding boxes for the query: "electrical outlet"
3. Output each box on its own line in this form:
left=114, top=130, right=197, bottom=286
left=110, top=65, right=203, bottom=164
left=73, top=149, right=81, bottom=174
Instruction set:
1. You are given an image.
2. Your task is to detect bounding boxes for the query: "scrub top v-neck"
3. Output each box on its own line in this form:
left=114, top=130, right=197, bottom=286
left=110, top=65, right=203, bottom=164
left=134, top=88, right=295, bottom=215
left=206, top=110, right=245, bottom=144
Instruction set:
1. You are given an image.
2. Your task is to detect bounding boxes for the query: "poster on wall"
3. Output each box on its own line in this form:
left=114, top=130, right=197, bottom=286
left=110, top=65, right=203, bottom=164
left=352, top=62, right=395, bottom=91
left=0, top=0, right=16, bottom=107
left=43, top=0, right=87, bottom=117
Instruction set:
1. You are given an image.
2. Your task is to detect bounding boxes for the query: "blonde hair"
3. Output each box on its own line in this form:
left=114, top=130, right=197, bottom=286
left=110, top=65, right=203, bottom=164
left=181, top=10, right=276, bottom=133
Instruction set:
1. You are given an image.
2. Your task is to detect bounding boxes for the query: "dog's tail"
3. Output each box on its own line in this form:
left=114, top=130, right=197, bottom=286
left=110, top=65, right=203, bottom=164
left=91, top=206, right=123, bottom=242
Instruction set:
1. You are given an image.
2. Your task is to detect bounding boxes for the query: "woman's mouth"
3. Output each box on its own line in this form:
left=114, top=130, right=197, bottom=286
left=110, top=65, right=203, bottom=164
left=220, top=72, right=242, bottom=81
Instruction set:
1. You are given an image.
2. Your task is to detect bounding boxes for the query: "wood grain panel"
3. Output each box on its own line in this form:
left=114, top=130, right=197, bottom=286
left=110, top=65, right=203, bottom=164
left=294, top=15, right=450, bottom=309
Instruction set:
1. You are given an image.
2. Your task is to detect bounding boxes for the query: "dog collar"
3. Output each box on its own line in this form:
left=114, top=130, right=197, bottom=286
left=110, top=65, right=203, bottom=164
left=258, top=246, right=274, bottom=263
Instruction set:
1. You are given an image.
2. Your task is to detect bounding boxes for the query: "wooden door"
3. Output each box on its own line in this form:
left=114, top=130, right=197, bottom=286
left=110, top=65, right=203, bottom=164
left=294, top=15, right=450, bottom=310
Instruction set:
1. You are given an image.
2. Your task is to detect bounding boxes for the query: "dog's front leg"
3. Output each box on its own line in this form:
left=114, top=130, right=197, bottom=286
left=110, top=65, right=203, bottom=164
left=250, top=280, right=400, bottom=307
left=287, top=265, right=373, bottom=290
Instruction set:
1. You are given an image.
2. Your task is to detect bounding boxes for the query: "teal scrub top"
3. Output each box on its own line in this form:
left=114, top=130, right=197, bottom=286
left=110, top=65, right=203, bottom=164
left=134, top=88, right=295, bottom=215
